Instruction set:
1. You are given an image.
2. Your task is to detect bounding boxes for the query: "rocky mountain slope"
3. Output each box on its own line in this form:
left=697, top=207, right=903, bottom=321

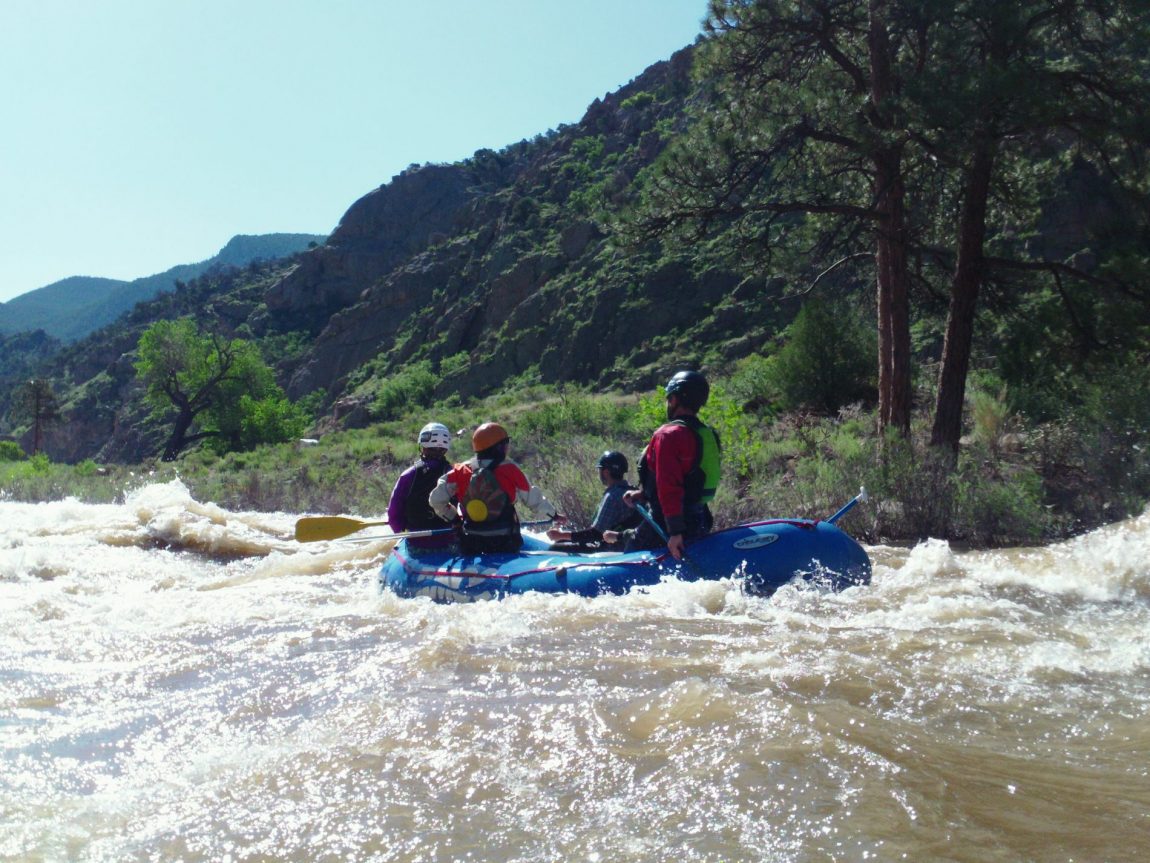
left=14, top=47, right=762, bottom=462
left=261, top=47, right=776, bottom=412
left=2, top=30, right=1140, bottom=467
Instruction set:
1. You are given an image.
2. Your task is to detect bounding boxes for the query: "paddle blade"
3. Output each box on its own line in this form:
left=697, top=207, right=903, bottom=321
left=294, top=516, right=387, bottom=542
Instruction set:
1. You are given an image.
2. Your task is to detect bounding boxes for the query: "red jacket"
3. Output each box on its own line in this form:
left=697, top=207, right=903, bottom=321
left=444, top=460, right=531, bottom=502
left=646, top=421, right=700, bottom=527
left=429, top=457, right=557, bottom=523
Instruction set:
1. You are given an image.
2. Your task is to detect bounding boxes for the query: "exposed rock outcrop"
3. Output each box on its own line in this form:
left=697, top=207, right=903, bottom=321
left=277, top=46, right=701, bottom=408
left=265, top=164, right=491, bottom=332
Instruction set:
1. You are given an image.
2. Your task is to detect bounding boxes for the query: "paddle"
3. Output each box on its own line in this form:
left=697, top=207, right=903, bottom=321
left=633, top=503, right=701, bottom=571
left=338, top=527, right=455, bottom=544
left=294, top=516, right=389, bottom=543
left=297, top=515, right=557, bottom=543
left=827, top=486, right=868, bottom=524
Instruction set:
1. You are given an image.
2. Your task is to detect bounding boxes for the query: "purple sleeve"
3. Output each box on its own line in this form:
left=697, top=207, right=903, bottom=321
left=387, top=466, right=416, bottom=532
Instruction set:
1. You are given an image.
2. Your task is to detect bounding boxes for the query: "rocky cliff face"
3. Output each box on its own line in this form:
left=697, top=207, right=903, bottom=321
left=33, top=336, right=152, bottom=463
left=265, top=164, right=501, bottom=331
left=268, top=47, right=737, bottom=414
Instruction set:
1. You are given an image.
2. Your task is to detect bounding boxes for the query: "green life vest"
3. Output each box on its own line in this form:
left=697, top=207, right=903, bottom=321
left=684, top=417, right=722, bottom=504
left=639, top=416, right=722, bottom=506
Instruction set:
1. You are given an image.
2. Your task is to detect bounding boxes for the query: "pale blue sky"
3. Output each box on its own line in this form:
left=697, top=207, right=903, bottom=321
left=0, top=1, right=706, bottom=302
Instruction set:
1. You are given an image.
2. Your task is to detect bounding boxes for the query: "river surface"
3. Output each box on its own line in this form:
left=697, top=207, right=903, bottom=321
left=2, top=480, right=1148, bottom=862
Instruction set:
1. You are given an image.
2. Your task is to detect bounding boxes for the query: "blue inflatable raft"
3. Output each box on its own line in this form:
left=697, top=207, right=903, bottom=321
left=379, top=517, right=871, bottom=603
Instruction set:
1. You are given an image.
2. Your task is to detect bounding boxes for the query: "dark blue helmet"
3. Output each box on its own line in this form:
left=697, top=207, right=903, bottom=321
left=665, top=370, right=709, bottom=410
left=596, top=450, right=629, bottom=479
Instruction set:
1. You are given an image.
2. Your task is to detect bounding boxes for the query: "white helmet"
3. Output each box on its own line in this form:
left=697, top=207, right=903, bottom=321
left=417, top=422, right=452, bottom=450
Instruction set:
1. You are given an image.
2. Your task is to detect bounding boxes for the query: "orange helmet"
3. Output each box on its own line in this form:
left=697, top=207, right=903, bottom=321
left=471, top=422, right=509, bottom=452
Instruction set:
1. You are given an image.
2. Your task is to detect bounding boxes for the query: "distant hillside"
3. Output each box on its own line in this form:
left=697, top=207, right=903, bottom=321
left=0, top=233, right=325, bottom=342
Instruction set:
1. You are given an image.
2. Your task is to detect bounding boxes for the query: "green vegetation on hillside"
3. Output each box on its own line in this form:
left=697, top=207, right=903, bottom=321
left=0, top=233, right=326, bottom=342
left=4, top=342, right=1148, bottom=547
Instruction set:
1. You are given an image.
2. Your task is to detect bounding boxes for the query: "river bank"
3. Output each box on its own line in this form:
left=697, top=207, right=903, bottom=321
left=3, top=390, right=1147, bottom=550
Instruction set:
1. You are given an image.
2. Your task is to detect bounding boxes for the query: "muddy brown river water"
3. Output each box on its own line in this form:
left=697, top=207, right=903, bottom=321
left=2, top=481, right=1148, bottom=861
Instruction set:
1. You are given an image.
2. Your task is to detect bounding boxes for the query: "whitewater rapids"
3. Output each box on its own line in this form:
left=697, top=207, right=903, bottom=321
left=2, top=480, right=1148, bottom=862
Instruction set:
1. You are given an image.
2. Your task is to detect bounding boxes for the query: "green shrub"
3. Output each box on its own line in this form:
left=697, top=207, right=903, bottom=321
left=867, top=435, right=955, bottom=540
left=569, top=134, right=605, bottom=163
left=621, top=91, right=655, bottom=110
left=374, top=361, right=438, bottom=420
left=238, top=395, right=311, bottom=450
left=74, top=459, right=101, bottom=477
left=440, top=352, right=470, bottom=379
left=0, top=441, right=25, bottom=462
left=725, top=354, right=779, bottom=411
left=953, top=463, right=1046, bottom=545
left=969, top=382, right=1014, bottom=454
left=769, top=299, right=877, bottom=414
left=568, top=179, right=609, bottom=215
left=633, top=390, right=667, bottom=436
left=699, top=386, right=763, bottom=482
left=510, top=196, right=541, bottom=225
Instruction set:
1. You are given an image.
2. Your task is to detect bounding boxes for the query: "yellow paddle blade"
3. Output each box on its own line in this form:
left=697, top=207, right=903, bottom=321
left=294, top=516, right=388, bottom=543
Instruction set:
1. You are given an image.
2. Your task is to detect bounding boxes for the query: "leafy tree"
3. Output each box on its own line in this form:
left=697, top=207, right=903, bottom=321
left=636, top=0, right=1150, bottom=459
left=207, top=394, right=310, bottom=455
left=637, top=0, right=920, bottom=435
left=135, top=319, right=305, bottom=461
left=911, top=0, right=1150, bottom=453
left=12, top=379, right=61, bottom=455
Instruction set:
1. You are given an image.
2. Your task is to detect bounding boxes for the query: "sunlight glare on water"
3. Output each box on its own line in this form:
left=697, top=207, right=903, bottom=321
left=2, top=481, right=1149, bottom=861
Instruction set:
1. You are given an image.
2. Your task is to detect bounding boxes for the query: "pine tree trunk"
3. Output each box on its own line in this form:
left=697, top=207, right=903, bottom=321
left=875, top=154, right=912, bottom=435
left=875, top=156, right=912, bottom=435
left=931, top=142, right=996, bottom=453
left=869, top=0, right=912, bottom=436
left=32, top=387, right=43, bottom=456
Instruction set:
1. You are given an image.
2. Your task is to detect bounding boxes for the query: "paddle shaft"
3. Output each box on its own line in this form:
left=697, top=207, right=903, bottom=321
left=827, top=486, right=869, bottom=524
left=340, top=526, right=454, bottom=543
left=333, top=518, right=557, bottom=544
left=633, top=503, right=670, bottom=544
left=634, top=503, right=700, bottom=568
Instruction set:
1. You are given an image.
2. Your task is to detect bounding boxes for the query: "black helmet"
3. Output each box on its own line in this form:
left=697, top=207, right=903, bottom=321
left=596, top=450, right=629, bottom=479
left=665, top=370, right=709, bottom=410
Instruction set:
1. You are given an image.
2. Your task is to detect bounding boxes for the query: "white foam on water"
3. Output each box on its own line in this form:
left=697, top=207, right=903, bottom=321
left=3, top=486, right=1150, bottom=861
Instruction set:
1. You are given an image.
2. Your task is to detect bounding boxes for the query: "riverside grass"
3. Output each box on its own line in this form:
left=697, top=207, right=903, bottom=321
left=2, top=383, right=1146, bottom=547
